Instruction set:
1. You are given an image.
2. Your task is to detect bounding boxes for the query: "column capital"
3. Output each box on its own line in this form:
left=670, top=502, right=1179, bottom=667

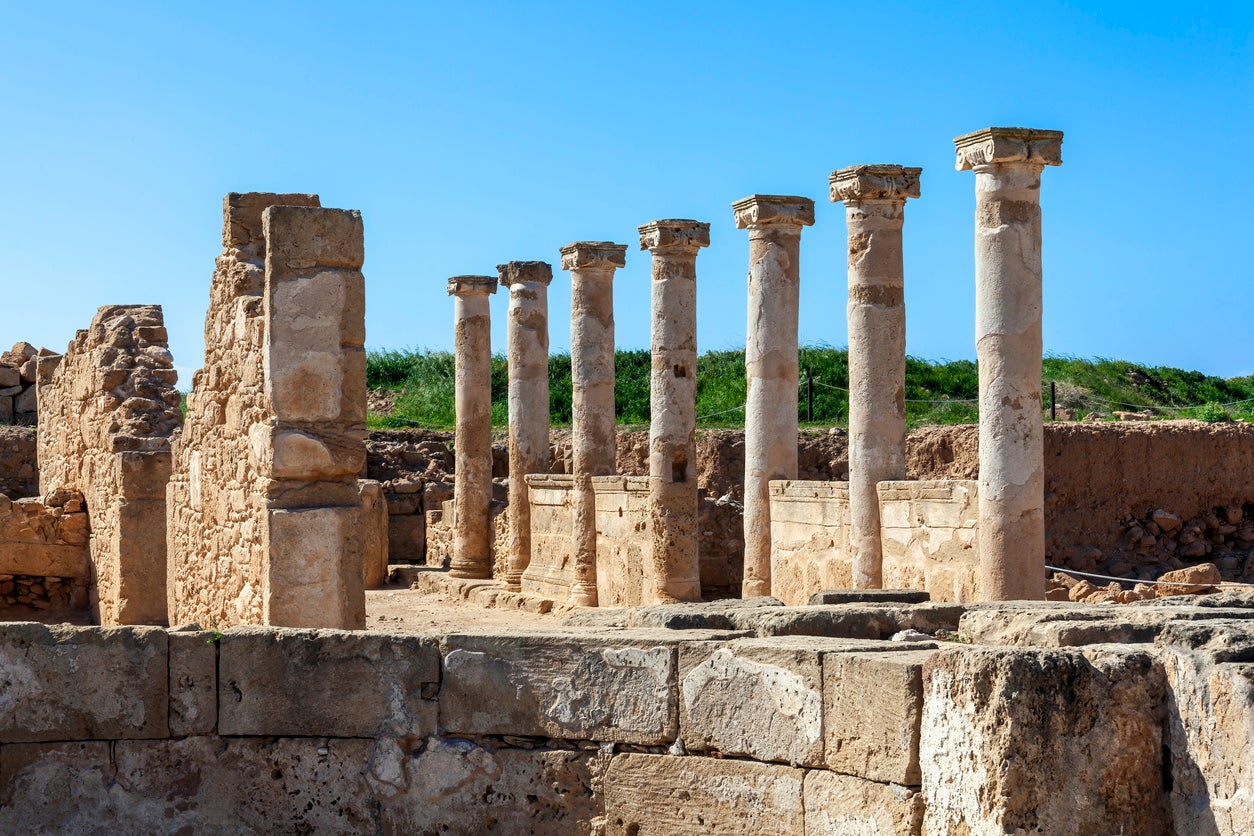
left=732, top=195, right=815, bottom=230
left=560, top=242, right=627, bottom=271
left=954, top=127, right=1064, bottom=171
left=447, top=275, right=498, bottom=297
left=829, top=165, right=921, bottom=204
left=638, top=219, right=711, bottom=253
left=497, top=261, right=553, bottom=288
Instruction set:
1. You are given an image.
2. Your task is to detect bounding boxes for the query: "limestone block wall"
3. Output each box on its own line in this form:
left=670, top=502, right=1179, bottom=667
left=520, top=474, right=575, bottom=597
left=593, top=475, right=652, bottom=607
left=167, top=193, right=367, bottom=629
left=879, top=480, right=979, bottom=602
left=1, top=603, right=1249, bottom=833
left=768, top=480, right=851, bottom=605
left=36, top=305, right=182, bottom=625
left=0, top=492, right=90, bottom=614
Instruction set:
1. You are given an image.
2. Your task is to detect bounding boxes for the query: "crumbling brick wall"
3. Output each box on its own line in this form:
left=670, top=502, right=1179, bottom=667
left=36, top=305, right=181, bottom=625
left=167, top=193, right=368, bottom=629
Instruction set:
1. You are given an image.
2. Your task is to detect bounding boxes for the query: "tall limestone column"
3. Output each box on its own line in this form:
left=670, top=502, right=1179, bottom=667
left=639, top=220, right=710, bottom=603
left=734, top=195, right=815, bottom=598
left=955, top=127, right=1064, bottom=601
left=562, top=241, right=627, bottom=607
left=447, top=275, right=498, bottom=580
left=829, top=165, right=921, bottom=589
left=498, top=260, right=553, bottom=592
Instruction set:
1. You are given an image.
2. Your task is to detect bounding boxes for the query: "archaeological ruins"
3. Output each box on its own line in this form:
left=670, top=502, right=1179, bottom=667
left=1, top=128, right=1252, bottom=833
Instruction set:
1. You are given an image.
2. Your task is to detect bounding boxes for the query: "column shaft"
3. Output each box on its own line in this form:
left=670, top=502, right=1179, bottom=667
left=499, top=262, right=552, bottom=592
left=640, top=220, right=709, bottom=604
left=448, top=276, right=497, bottom=579
left=563, top=242, right=627, bottom=607
left=734, top=196, right=814, bottom=599
left=955, top=126, right=1063, bottom=601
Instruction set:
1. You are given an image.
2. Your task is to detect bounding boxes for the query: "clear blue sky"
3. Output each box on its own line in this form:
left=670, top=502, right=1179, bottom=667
left=2, top=2, right=1251, bottom=381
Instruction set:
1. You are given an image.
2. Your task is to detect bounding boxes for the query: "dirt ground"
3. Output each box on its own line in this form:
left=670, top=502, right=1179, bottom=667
left=365, top=583, right=564, bottom=633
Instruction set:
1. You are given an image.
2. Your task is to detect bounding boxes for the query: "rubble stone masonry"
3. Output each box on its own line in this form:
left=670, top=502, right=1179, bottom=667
left=37, top=305, right=182, bottom=625
left=167, top=193, right=367, bottom=630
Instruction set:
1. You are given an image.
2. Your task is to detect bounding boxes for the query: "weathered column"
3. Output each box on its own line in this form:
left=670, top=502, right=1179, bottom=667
left=562, top=241, right=627, bottom=607
left=734, top=195, right=815, bottom=598
left=829, top=166, right=921, bottom=589
left=447, top=275, right=498, bottom=580
left=955, top=127, right=1063, bottom=601
left=498, top=260, right=553, bottom=592
left=639, top=220, right=710, bottom=603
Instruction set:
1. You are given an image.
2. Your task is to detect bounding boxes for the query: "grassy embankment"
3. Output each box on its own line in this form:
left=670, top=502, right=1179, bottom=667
left=365, top=347, right=1254, bottom=430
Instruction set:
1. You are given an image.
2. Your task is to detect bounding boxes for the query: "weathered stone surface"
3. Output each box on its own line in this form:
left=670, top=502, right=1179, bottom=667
left=770, top=480, right=852, bottom=604
left=825, top=649, right=935, bottom=784
left=388, top=511, right=426, bottom=564
left=809, top=589, right=930, bottom=605
left=521, top=473, right=577, bottom=597
left=219, top=627, right=439, bottom=737
left=168, top=630, right=217, bottom=737
left=0, top=624, right=167, bottom=742
left=804, top=769, right=925, bottom=835
left=958, top=601, right=1254, bottom=647
left=921, top=645, right=1169, bottom=834
left=879, top=479, right=979, bottom=601
left=441, top=630, right=694, bottom=743
left=1156, top=620, right=1254, bottom=835
left=358, top=479, right=388, bottom=587
left=604, top=752, right=805, bottom=835
left=593, top=475, right=654, bottom=607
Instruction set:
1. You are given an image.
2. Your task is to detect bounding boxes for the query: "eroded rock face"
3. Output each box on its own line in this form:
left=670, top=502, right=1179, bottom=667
left=921, top=645, right=1169, bottom=835
left=37, top=305, right=181, bottom=625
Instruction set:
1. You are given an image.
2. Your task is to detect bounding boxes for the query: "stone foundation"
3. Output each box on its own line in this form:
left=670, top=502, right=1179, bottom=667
left=1, top=595, right=1250, bottom=833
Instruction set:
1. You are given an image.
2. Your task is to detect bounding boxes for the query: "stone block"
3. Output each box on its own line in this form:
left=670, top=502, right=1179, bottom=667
left=441, top=630, right=699, bottom=744
left=0, top=624, right=168, bottom=742
left=809, top=589, right=930, bottom=605
left=117, top=449, right=172, bottom=500
left=769, top=480, right=851, bottom=605
left=13, top=386, right=35, bottom=413
left=266, top=506, right=365, bottom=629
left=169, top=630, right=217, bottom=737
left=218, top=627, right=439, bottom=737
left=0, top=542, right=89, bottom=578
left=379, top=739, right=608, bottom=834
left=803, top=769, right=925, bottom=835
left=264, top=204, right=364, bottom=277
left=223, top=191, right=321, bottom=247
left=388, top=512, right=426, bottom=564
left=825, top=649, right=936, bottom=784
left=921, top=645, right=1170, bottom=834
left=0, top=367, right=17, bottom=388
left=357, top=480, right=388, bottom=588
left=0, top=741, right=114, bottom=824
left=603, top=753, right=805, bottom=835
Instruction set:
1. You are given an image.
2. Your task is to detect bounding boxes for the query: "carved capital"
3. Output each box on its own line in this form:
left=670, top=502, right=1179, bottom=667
left=497, top=261, right=553, bottom=288
left=732, top=195, right=815, bottom=230
left=638, top=219, right=711, bottom=253
left=829, top=165, right=921, bottom=204
left=446, top=275, right=498, bottom=296
left=954, top=127, right=1064, bottom=171
left=560, top=242, right=628, bottom=271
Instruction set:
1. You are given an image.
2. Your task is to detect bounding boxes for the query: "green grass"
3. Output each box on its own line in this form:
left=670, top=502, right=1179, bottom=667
left=366, top=347, right=1254, bottom=430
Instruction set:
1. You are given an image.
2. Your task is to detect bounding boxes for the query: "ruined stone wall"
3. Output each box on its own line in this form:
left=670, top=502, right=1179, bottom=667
left=167, top=193, right=367, bottom=629
left=1, top=603, right=1250, bottom=833
left=0, top=491, right=90, bottom=615
left=0, top=426, right=37, bottom=498
left=769, top=480, right=851, bottom=605
left=519, top=474, right=575, bottom=597
left=593, top=475, right=652, bottom=606
left=879, top=480, right=978, bottom=602
left=36, top=305, right=181, bottom=625
left=0, top=342, right=52, bottom=426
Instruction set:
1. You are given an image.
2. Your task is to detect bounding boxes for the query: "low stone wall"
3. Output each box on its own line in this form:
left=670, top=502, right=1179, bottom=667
left=593, top=475, right=652, bottom=606
left=769, top=480, right=851, bottom=605
left=0, top=426, right=36, bottom=499
left=519, top=474, right=576, bottom=597
left=1, top=598, right=1251, bottom=833
left=0, top=493, right=89, bottom=614
left=879, top=480, right=978, bottom=602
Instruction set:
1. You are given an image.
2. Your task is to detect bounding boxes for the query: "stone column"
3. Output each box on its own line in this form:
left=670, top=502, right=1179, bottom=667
left=733, top=195, right=815, bottom=598
left=447, top=275, right=498, bottom=580
left=498, top=260, right=553, bottom=592
left=829, top=166, right=921, bottom=589
left=954, top=127, right=1064, bottom=601
left=562, top=242, right=627, bottom=607
left=639, top=220, right=710, bottom=603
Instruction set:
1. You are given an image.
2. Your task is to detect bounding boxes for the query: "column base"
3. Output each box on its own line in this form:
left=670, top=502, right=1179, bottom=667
left=449, top=562, right=492, bottom=581
left=742, top=578, right=771, bottom=599
left=568, top=582, right=598, bottom=608
left=501, top=571, right=523, bottom=593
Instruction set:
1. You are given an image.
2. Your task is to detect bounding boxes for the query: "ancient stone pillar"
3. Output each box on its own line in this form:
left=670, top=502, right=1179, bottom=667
left=829, top=166, right=921, bottom=589
left=954, top=127, right=1063, bottom=601
left=562, top=241, right=627, bottom=607
left=639, top=220, right=710, bottom=603
left=447, top=275, right=498, bottom=580
left=498, top=261, right=553, bottom=592
left=733, top=195, right=815, bottom=598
